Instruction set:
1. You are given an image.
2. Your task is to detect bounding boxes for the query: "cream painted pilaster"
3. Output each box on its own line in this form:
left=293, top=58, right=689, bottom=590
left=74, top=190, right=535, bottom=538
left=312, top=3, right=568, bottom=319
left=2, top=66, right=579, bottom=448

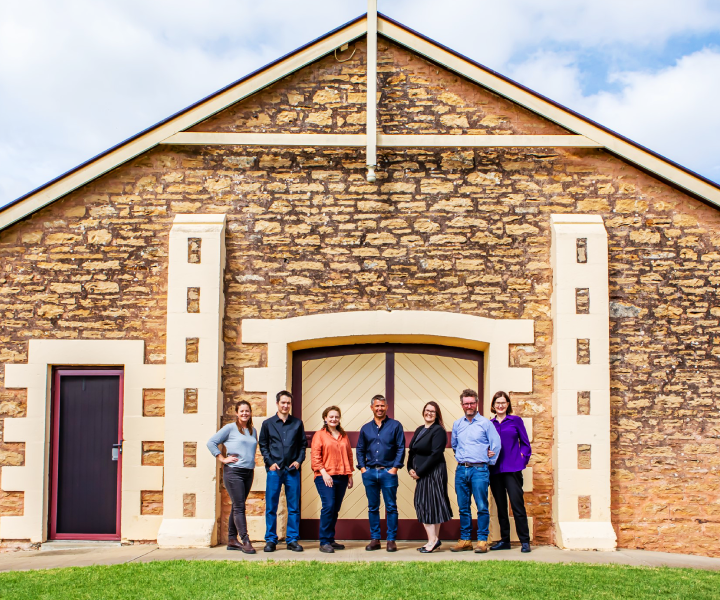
left=157, top=214, right=226, bottom=548
left=551, top=214, right=616, bottom=550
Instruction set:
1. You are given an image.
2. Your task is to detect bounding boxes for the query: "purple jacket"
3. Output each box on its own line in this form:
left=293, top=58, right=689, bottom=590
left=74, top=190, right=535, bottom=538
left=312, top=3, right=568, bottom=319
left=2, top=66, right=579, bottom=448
left=489, top=415, right=531, bottom=474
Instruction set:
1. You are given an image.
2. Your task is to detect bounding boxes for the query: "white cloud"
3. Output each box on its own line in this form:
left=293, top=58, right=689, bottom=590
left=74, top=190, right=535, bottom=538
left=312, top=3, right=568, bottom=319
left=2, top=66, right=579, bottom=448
left=1, top=0, right=720, bottom=204
left=505, top=48, right=720, bottom=183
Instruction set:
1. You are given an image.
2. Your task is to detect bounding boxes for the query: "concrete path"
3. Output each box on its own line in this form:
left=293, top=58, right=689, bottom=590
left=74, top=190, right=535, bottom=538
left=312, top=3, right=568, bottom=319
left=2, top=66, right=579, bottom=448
left=1, top=541, right=719, bottom=573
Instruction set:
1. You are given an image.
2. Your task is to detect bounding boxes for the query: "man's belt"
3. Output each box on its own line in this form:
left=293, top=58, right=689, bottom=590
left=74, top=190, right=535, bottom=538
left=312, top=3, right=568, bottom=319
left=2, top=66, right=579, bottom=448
left=458, top=461, right=488, bottom=467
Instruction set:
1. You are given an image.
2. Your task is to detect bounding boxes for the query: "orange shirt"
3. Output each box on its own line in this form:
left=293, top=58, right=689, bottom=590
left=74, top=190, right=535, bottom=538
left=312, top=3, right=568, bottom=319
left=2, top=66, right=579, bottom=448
left=311, top=429, right=354, bottom=477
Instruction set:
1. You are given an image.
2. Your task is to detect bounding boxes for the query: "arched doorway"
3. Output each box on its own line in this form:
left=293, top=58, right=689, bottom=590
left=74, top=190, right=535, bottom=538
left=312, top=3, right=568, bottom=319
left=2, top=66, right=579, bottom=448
left=292, top=343, right=484, bottom=540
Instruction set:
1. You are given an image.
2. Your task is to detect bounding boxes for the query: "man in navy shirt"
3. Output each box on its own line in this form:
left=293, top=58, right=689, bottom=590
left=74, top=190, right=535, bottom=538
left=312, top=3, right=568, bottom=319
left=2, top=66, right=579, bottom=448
left=356, top=394, right=405, bottom=552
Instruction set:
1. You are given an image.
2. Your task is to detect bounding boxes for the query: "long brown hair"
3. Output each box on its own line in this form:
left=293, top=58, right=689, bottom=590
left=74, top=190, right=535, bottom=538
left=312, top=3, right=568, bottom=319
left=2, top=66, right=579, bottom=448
left=422, top=401, right=445, bottom=429
left=235, top=400, right=254, bottom=435
left=322, top=405, right=346, bottom=437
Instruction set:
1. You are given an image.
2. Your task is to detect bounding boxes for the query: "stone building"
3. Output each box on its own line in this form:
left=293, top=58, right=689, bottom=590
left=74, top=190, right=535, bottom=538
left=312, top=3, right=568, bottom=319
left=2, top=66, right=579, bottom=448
left=0, top=11, right=718, bottom=556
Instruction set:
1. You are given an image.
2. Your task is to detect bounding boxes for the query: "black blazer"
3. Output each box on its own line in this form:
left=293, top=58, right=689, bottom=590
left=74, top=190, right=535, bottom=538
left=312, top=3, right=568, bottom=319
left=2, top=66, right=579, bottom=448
left=258, top=414, right=307, bottom=471
left=407, top=423, right=447, bottom=478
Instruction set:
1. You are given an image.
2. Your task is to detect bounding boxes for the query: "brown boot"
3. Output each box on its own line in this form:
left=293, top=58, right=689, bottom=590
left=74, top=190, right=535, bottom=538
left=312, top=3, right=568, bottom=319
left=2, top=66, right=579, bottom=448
left=365, top=539, right=381, bottom=551
left=240, top=535, right=256, bottom=555
left=227, top=537, right=242, bottom=551
left=474, top=540, right=488, bottom=553
left=450, top=539, right=473, bottom=552
left=386, top=540, right=398, bottom=552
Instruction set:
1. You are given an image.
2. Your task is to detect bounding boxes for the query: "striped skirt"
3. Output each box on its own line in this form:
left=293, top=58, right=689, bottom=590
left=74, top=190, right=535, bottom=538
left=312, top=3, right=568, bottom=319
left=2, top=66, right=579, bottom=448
left=414, top=462, right=453, bottom=524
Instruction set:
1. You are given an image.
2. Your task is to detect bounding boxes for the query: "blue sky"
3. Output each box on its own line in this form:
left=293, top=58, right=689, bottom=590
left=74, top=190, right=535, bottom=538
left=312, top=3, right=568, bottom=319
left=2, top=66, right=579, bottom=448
left=2, top=0, right=720, bottom=206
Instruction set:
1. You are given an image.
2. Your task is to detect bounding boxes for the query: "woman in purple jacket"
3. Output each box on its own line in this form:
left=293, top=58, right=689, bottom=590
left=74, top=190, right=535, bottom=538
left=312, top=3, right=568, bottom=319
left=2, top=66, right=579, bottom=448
left=489, top=391, right=532, bottom=553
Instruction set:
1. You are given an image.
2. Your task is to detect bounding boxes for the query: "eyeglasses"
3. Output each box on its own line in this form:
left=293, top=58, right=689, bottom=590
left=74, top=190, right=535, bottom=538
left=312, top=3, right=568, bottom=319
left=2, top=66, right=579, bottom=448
left=461, top=402, right=477, bottom=407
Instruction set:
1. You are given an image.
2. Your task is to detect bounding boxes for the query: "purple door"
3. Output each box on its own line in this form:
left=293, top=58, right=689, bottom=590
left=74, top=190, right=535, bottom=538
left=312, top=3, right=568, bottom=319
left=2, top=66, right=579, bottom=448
left=50, top=370, right=123, bottom=540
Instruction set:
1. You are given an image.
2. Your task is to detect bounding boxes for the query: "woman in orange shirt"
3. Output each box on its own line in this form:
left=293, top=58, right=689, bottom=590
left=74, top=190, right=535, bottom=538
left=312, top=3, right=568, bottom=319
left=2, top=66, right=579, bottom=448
left=311, top=405, right=354, bottom=553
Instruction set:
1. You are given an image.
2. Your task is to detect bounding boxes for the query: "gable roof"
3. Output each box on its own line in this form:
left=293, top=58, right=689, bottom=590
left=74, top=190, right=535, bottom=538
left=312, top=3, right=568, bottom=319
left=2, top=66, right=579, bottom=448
left=2, top=12, right=719, bottom=231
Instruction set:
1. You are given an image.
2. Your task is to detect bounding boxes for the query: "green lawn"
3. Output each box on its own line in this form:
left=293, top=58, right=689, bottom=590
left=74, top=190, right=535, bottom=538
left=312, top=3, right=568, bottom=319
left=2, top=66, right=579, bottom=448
left=1, top=560, right=717, bottom=600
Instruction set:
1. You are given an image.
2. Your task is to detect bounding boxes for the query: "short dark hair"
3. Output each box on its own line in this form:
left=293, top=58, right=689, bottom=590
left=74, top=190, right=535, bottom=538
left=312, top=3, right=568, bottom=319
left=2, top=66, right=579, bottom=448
left=459, top=389, right=479, bottom=403
left=371, top=394, right=386, bottom=406
left=490, top=391, right=513, bottom=414
left=276, top=390, right=293, bottom=403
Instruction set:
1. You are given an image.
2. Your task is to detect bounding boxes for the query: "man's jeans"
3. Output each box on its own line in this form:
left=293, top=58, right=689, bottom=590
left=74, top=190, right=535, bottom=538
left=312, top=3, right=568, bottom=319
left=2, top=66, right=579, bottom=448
left=362, top=468, right=399, bottom=541
left=265, top=468, right=301, bottom=544
left=455, top=464, right=490, bottom=541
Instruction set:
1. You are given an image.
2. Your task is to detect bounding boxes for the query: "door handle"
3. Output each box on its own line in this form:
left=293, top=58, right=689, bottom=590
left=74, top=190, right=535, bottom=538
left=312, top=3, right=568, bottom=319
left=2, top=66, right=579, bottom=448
left=112, top=441, right=123, bottom=461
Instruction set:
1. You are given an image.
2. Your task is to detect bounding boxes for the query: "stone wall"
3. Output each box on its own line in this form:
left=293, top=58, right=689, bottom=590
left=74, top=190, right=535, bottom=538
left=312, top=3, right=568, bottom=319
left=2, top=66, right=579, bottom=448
left=0, top=38, right=718, bottom=555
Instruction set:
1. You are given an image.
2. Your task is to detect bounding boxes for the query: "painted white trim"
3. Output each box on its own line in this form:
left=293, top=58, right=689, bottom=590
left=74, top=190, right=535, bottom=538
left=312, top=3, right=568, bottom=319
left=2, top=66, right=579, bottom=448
left=378, top=18, right=720, bottom=206
left=240, top=310, right=534, bottom=417
left=160, top=133, right=599, bottom=148
left=1, top=340, right=165, bottom=543
left=366, top=1, right=378, bottom=178
left=162, top=133, right=367, bottom=146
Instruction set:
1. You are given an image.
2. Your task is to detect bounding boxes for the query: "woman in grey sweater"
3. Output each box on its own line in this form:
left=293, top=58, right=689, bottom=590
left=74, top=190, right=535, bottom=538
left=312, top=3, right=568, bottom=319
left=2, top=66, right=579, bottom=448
left=207, top=400, right=258, bottom=553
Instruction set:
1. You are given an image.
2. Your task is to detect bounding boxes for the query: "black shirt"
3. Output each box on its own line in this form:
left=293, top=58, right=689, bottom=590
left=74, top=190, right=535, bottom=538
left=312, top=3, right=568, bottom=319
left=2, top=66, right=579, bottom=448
left=258, top=414, right=307, bottom=471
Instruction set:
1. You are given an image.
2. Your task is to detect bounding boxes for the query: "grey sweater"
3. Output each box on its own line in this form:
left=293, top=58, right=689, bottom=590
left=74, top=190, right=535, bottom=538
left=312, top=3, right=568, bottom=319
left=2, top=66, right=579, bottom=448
left=207, top=423, right=258, bottom=469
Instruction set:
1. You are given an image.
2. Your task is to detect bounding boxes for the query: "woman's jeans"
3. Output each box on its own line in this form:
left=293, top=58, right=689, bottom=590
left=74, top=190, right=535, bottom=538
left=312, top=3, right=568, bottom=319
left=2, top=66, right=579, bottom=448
left=362, top=468, right=399, bottom=541
left=455, top=463, right=490, bottom=542
left=265, top=467, right=301, bottom=544
left=490, top=470, right=530, bottom=543
left=223, top=465, right=254, bottom=540
left=314, top=475, right=349, bottom=545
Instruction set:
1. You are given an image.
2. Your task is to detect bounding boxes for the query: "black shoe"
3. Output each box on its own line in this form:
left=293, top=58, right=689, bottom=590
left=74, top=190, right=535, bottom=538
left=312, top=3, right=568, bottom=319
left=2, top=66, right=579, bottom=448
left=330, top=542, right=345, bottom=550
left=264, top=542, right=276, bottom=553
left=521, top=543, right=531, bottom=553
left=490, top=540, right=511, bottom=551
left=419, top=540, right=442, bottom=554
left=287, top=541, right=304, bottom=552
left=319, top=544, right=335, bottom=553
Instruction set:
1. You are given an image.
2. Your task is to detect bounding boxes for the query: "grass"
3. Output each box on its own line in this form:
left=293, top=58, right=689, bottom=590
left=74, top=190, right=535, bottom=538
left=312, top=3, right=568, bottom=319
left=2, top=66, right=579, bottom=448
left=0, top=560, right=718, bottom=600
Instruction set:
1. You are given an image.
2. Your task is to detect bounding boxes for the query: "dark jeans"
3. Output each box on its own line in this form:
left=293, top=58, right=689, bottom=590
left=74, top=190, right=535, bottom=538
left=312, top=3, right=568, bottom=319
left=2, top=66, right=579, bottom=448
left=223, top=465, right=254, bottom=540
left=362, top=467, right=399, bottom=541
left=455, top=464, right=490, bottom=541
left=490, top=470, right=530, bottom=544
left=265, top=468, right=301, bottom=544
left=314, top=475, right=349, bottom=545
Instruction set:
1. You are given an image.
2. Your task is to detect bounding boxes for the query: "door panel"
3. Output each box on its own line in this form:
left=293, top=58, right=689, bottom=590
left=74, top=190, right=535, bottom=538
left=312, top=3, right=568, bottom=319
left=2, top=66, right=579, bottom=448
left=51, top=371, right=123, bottom=540
left=301, top=353, right=385, bottom=431
left=394, top=354, right=479, bottom=532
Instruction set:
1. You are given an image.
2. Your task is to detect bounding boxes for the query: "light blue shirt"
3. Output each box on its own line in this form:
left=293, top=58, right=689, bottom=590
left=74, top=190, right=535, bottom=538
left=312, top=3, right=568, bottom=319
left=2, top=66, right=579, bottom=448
left=451, top=413, right=502, bottom=465
left=207, top=423, right=258, bottom=469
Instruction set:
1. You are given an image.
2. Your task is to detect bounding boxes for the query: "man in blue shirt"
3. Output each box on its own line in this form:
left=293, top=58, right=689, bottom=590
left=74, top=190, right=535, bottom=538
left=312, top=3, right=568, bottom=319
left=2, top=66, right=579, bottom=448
left=356, top=394, right=405, bottom=552
left=450, top=388, right=502, bottom=553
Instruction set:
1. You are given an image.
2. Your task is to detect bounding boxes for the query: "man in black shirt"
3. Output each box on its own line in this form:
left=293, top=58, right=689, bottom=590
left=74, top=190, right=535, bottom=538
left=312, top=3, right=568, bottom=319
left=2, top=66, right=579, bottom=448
left=259, top=390, right=307, bottom=552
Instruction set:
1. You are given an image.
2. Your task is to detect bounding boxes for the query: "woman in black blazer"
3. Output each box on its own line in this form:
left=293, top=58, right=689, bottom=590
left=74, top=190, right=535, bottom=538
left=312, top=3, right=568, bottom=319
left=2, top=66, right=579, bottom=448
left=408, top=401, right=453, bottom=553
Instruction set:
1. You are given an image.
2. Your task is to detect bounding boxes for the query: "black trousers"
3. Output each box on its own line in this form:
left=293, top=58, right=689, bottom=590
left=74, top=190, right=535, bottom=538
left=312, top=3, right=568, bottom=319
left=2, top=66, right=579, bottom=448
left=489, top=471, right=530, bottom=544
left=224, top=465, right=254, bottom=540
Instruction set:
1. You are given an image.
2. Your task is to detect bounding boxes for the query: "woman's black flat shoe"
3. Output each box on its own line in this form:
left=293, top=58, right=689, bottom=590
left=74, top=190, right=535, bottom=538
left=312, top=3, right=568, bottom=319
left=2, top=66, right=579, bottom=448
left=419, top=540, right=441, bottom=553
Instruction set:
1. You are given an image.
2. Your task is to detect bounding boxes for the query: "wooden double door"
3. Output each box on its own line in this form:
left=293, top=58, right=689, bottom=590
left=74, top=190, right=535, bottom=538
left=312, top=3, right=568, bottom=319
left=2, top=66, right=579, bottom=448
left=293, top=344, right=484, bottom=540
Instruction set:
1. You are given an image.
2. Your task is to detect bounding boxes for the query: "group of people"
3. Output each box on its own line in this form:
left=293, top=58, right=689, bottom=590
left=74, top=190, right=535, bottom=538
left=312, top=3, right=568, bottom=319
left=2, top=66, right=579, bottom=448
left=207, top=388, right=532, bottom=555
